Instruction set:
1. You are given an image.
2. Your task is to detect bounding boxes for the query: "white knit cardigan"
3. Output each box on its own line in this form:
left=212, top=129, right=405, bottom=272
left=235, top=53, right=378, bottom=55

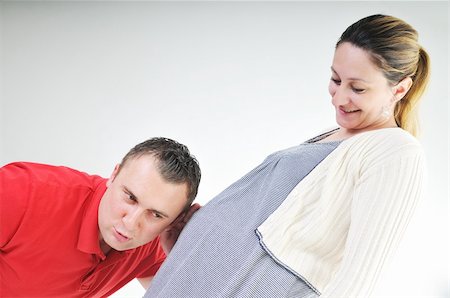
left=257, top=127, right=425, bottom=297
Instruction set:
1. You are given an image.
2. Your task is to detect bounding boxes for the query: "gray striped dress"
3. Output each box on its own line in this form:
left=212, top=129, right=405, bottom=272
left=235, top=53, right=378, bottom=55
left=146, top=137, right=340, bottom=298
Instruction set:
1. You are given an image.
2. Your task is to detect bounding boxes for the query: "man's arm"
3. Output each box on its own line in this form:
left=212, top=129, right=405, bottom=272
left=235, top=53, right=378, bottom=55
left=0, top=163, right=30, bottom=249
left=137, top=276, right=153, bottom=289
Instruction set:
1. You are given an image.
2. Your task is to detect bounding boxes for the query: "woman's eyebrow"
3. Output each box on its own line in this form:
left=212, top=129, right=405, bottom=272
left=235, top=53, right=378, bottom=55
left=330, top=67, right=370, bottom=83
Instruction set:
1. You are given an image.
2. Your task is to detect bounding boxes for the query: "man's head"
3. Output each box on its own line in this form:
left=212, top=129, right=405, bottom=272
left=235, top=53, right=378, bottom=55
left=98, top=137, right=201, bottom=253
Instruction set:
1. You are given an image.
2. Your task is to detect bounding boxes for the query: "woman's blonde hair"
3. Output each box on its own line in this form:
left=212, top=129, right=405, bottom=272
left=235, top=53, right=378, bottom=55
left=337, top=14, right=430, bottom=137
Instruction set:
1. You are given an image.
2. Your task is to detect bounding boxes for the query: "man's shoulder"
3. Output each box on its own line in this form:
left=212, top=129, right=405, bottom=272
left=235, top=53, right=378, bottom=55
left=2, top=161, right=105, bottom=186
left=1, top=161, right=107, bottom=216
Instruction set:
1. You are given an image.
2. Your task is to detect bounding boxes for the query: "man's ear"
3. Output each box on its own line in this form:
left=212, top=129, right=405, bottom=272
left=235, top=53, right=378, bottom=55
left=106, top=164, right=121, bottom=187
left=392, top=77, right=413, bottom=103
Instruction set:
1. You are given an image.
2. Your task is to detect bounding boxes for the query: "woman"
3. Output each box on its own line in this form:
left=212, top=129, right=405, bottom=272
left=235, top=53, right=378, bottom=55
left=145, top=14, right=430, bottom=297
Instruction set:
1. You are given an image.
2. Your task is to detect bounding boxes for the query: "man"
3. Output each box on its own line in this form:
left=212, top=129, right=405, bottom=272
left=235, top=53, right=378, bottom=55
left=0, top=137, right=201, bottom=297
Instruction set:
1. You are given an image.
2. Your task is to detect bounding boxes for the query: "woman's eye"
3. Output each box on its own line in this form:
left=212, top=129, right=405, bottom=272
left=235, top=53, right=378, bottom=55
left=352, top=87, right=365, bottom=93
left=331, top=78, right=341, bottom=85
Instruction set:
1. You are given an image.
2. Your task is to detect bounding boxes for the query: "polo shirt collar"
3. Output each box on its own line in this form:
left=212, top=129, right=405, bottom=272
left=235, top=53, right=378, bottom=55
left=77, top=178, right=108, bottom=260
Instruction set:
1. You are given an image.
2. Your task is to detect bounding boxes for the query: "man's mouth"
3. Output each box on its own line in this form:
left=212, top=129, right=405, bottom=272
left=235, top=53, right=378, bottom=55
left=113, top=227, right=131, bottom=242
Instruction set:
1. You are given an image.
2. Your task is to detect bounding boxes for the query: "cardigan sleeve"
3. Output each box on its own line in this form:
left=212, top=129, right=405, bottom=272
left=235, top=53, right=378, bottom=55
left=320, top=149, right=425, bottom=297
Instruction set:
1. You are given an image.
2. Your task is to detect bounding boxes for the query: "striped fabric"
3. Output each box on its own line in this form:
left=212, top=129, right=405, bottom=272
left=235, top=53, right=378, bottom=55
left=145, top=138, right=340, bottom=298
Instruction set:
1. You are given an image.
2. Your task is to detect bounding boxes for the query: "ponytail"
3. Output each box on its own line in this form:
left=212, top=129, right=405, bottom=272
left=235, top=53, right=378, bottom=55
left=394, top=47, right=431, bottom=137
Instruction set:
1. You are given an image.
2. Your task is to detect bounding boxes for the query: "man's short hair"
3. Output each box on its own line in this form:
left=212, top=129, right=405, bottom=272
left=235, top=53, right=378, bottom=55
left=120, top=137, right=201, bottom=207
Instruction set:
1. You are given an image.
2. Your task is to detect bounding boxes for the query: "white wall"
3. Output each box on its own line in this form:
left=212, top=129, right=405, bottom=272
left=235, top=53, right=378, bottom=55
left=1, top=1, right=448, bottom=297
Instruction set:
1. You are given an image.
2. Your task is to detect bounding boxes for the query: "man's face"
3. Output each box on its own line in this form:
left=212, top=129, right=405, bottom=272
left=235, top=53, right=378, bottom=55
left=98, top=155, right=188, bottom=253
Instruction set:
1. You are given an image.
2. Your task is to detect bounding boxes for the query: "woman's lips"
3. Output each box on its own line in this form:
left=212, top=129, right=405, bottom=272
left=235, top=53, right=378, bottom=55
left=339, top=107, right=361, bottom=114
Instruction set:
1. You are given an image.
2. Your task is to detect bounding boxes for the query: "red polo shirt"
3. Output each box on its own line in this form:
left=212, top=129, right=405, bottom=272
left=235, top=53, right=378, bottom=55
left=0, top=162, right=166, bottom=297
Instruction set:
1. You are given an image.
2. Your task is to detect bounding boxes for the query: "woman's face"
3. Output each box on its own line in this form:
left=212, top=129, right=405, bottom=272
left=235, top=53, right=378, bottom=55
left=328, top=42, right=399, bottom=133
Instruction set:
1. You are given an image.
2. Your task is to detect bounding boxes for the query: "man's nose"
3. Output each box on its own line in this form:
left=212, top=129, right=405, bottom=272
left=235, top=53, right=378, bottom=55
left=123, top=207, right=143, bottom=231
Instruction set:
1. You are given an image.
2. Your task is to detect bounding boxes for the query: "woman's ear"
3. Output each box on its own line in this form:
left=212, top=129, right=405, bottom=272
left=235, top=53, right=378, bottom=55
left=392, top=77, right=413, bottom=103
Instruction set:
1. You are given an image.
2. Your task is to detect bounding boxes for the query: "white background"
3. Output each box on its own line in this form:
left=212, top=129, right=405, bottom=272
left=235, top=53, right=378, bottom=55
left=0, top=1, right=448, bottom=297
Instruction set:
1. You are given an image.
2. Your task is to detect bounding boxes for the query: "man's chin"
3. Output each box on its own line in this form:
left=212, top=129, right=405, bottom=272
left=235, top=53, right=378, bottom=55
left=109, top=242, right=133, bottom=251
left=109, top=241, right=145, bottom=251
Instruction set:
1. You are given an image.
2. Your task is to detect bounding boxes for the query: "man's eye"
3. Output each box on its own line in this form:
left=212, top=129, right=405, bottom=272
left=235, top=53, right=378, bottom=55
left=152, top=212, right=163, bottom=219
left=125, top=193, right=136, bottom=202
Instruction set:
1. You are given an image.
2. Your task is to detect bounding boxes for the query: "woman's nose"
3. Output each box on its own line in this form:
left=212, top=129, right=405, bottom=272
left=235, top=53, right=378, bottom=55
left=331, top=86, right=350, bottom=106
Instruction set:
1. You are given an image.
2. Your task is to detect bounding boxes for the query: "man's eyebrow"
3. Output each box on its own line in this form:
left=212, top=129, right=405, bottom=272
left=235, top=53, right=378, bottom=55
left=123, top=186, right=170, bottom=218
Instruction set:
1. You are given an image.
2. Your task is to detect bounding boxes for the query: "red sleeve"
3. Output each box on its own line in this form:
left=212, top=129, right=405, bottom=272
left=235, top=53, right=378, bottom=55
left=0, top=163, right=32, bottom=249
left=136, top=237, right=167, bottom=278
